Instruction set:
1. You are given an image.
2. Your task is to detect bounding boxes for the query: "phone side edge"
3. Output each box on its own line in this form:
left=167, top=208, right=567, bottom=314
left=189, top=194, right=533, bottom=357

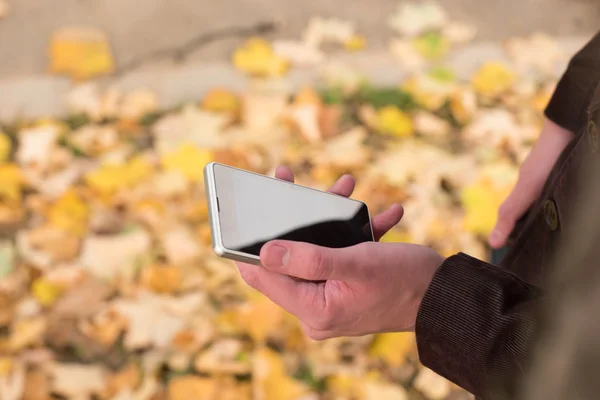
left=363, top=202, right=376, bottom=241
left=204, top=162, right=225, bottom=257
left=204, top=162, right=263, bottom=265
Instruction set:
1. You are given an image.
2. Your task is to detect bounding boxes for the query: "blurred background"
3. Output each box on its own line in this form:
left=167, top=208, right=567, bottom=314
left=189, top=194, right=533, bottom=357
left=0, top=1, right=598, bottom=399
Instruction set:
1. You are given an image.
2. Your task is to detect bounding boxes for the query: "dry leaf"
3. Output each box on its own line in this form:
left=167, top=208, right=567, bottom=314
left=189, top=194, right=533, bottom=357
left=369, top=333, right=416, bottom=367
left=0, top=132, right=11, bottom=163
left=414, top=368, right=451, bottom=400
left=303, top=17, right=355, bottom=48
left=504, top=33, right=563, bottom=75
left=168, top=376, right=218, bottom=400
left=253, top=346, right=312, bottom=400
left=161, top=225, right=203, bottom=265
left=313, top=127, right=370, bottom=169
left=49, top=27, right=115, bottom=81
left=201, top=89, right=241, bottom=113
left=375, top=106, right=414, bottom=137
left=344, top=35, right=367, bottom=51
left=141, top=265, right=182, bottom=294
left=49, top=363, right=106, bottom=398
left=471, top=62, right=516, bottom=98
left=120, top=89, right=158, bottom=120
left=233, top=38, right=289, bottom=77
left=388, top=1, right=448, bottom=37
left=389, top=39, right=427, bottom=71
left=79, top=229, right=151, bottom=280
left=414, top=111, right=451, bottom=138
left=272, top=40, right=326, bottom=66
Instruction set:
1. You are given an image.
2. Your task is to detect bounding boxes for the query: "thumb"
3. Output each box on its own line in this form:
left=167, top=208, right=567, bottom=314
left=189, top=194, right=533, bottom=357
left=260, top=240, right=368, bottom=281
left=489, top=189, right=533, bottom=249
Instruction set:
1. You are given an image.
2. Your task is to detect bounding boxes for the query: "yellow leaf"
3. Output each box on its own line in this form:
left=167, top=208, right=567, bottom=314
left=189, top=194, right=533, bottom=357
left=327, top=373, right=362, bottom=398
left=49, top=27, right=115, bottom=81
left=47, top=189, right=90, bottom=236
left=161, top=144, right=213, bottom=182
left=0, top=357, right=12, bottom=376
left=85, top=157, right=153, bottom=194
left=233, top=38, right=290, bottom=77
left=461, top=177, right=512, bottom=236
left=380, top=229, right=412, bottom=243
left=0, top=164, right=22, bottom=204
left=344, top=35, right=367, bottom=51
left=376, top=106, right=414, bottom=137
left=369, top=332, right=416, bottom=367
left=141, top=265, right=182, bottom=294
left=0, top=132, right=11, bottom=163
left=32, top=278, right=63, bottom=307
left=168, top=376, right=218, bottom=400
left=402, top=76, right=454, bottom=111
left=293, top=87, right=323, bottom=107
left=471, top=62, right=516, bottom=97
left=253, top=347, right=312, bottom=400
left=238, top=292, right=285, bottom=343
left=9, top=317, right=47, bottom=351
left=450, top=88, right=478, bottom=124
left=201, top=89, right=241, bottom=113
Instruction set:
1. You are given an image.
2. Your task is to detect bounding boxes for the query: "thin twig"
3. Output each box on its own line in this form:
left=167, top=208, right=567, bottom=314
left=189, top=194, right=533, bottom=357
left=114, top=20, right=280, bottom=75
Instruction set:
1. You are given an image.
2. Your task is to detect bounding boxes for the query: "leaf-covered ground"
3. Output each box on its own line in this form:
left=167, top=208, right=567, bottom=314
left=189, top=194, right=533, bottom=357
left=0, top=1, right=565, bottom=399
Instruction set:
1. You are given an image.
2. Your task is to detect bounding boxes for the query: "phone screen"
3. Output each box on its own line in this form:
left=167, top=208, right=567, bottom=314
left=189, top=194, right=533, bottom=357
left=213, top=164, right=373, bottom=256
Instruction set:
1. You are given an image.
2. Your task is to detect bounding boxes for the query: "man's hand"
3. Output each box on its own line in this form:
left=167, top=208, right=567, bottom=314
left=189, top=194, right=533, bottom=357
left=235, top=166, right=444, bottom=339
left=489, top=119, right=574, bottom=249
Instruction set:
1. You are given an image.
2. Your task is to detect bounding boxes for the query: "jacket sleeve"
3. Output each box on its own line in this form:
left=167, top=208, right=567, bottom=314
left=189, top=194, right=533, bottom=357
left=415, top=253, right=542, bottom=399
left=545, top=32, right=600, bottom=134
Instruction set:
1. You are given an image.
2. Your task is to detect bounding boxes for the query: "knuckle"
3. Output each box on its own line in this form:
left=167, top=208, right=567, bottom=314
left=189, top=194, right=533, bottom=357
left=312, top=309, right=335, bottom=331
left=306, top=249, right=330, bottom=280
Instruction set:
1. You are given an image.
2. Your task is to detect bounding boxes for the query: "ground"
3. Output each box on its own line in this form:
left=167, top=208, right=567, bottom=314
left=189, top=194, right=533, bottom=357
left=0, top=0, right=598, bottom=78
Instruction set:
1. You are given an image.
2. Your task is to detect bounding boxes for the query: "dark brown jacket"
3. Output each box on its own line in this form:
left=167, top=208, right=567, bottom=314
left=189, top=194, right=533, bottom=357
left=415, top=32, right=600, bottom=399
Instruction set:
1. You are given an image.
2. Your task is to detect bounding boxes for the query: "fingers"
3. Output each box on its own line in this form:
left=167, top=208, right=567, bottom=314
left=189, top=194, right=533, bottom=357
left=372, top=204, right=404, bottom=241
left=328, top=174, right=355, bottom=197
left=260, top=240, right=368, bottom=281
left=236, top=262, right=323, bottom=320
left=275, top=165, right=295, bottom=182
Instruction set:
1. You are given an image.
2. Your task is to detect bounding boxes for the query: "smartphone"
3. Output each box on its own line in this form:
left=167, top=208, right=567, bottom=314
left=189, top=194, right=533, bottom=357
left=204, top=162, right=374, bottom=265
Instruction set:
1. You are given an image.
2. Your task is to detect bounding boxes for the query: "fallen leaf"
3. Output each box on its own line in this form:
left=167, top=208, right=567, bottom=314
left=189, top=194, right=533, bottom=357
left=364, top=379, right=409, bottom=400
left=388, top=1, right=448, bottom=37
left=161, top=225, right=203, bottom=265
left=414, top=368, right=451, bottom=400
left=16, top=125, right=60, bottom=172
left=369, top=333, right=416, bottom=367
left=47, top=189, right=90, bottom=236
left=201, top=89, right=241, bottom=114
left=168, top=376, right=218, bottom=400
left=141, top=265, right=182, bottom=294
left=49, top=27, right=115, bottom=81
left=79, top=229, right=151, bottom=280
left=443, top=22, right=477, bottom=44
left=389, top=39, right=427, bottom=71
left=9, top=317, right=47, bottom=351
left=49, top=363, right=106, bottom=398
left=253, top=346, right=312, bottom=400
left=0, top=132, right=11, bottom=162
left=112, top=293, right=186, bottom=350
left=344, top=35, right=367, bottom=51
left=303, top=17, right=355, bottom=48
left=461, top=176, right=512, bottom=236
left=375, top=106, right=414, bottom=137
left=272, top=40, right=326, bottom=66
left=414, top=111, right=452, bottom=138
left=471, top=62, right=516, bottom=98
left=120, top=89, right=158, bottom=120
left=450, top=88, right=478, bottom=124
left=160, top=144, right=213, bottom=182
left=31, top=278, right=62, bottom=308
left=233, top=38, right=289, bottom=77
left=504, top=33, right=564, bottom=75
left=413, top=32, right=450, bottom=60
left=0, top=241, right=15, bottom=279
left=313, top=127, right=370, bottom=169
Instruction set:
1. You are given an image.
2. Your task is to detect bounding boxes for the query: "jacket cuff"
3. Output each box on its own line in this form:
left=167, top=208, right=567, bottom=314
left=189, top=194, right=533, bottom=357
left=414, top=253, right=539, bottom=396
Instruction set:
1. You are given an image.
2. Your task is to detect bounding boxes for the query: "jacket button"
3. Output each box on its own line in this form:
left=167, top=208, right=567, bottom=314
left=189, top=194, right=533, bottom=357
left=543, top=199, right=559, bottom=231
left=589, top=120, right=599, bottom=153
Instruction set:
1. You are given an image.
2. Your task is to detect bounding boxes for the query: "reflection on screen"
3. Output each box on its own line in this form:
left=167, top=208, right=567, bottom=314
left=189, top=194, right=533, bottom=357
left=214, top=165, right=373, bottom=256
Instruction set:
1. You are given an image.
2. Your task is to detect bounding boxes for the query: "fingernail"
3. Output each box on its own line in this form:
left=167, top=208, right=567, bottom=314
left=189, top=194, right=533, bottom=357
left=264, top=245, right=289, bottom=268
